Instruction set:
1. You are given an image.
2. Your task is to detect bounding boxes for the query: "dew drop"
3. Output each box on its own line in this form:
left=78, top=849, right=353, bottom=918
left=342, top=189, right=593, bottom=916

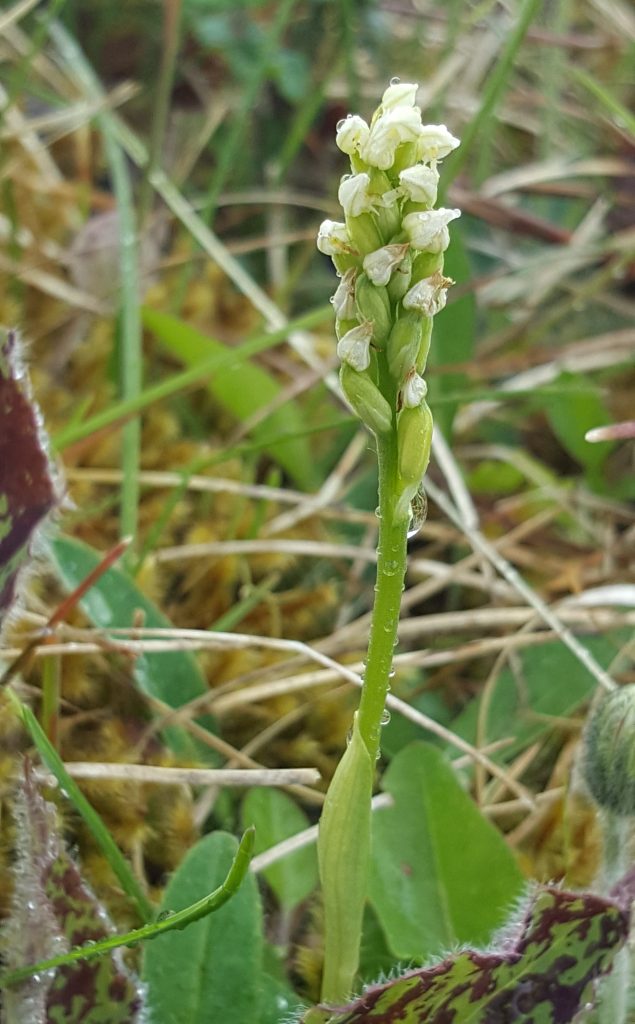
left=390, top=76, right=401, bottom=86
left=158, top=910, right=174, bottom=922
left=384, top=559, right=398, bottom=576
left=375, top=748, right=382, bottom=761
left=407, top=485, right=428, bottom=539
left=380, top=709, right=391, bottom=726
left=336, top=118, right=347, bottom=131
left=375, top=506, right=381, bottom=519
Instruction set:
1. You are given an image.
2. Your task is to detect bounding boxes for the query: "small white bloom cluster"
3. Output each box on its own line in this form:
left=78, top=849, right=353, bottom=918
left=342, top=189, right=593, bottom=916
left=317, top=80, right=460, bottom=515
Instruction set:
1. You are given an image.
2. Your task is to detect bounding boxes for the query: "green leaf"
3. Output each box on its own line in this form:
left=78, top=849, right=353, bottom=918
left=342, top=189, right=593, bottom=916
left=368, top=742, right=523, bottom=960
left=143, top=831, right=263, bottom=1024
left=451, top=632, right=628, bottom=766
left=143, top=307, right=318, bottom=490
left=426, top=227, right=475, bottom=437
left=241, top=788, right=318, bottom=909
left=542, top=371, right=614, bottom=476
left=300, top=874, right=634, bottom=1023
left=49, top=534, right=213, bottom=761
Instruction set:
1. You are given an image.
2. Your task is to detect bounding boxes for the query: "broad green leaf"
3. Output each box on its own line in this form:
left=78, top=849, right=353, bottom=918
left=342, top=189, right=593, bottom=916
left=426, top=227, right=475, bottom=437
left=369, top=743, right=523, bottom=960
left=259, top=971, right=302, bottom=1024
left=142, top=307, right=318, bottom=490
left=542, top=371, right=613, bottom=476
left=300, top=874, right=634, bottom=1023
left=49, top=534, right=213, bottom=761
left=241, top=788, right=318, bottom=909
left=451, top=632, right=628, bottom=766
left=143, top=831, right=263, bottom=1024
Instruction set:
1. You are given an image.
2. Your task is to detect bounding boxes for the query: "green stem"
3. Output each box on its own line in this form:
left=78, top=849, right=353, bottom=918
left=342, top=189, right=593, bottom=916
left=356, top=430, right=408, bottom=760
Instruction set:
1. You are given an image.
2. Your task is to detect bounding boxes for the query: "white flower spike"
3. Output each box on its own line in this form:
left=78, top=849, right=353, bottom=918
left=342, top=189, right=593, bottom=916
left=360, top=106, right=423, bottom=170
left=336, top=321, right=374, bottom=372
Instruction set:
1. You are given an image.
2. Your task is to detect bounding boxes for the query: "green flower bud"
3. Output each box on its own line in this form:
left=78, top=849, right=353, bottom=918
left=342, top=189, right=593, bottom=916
left=411, top=249, right=444, bottom=283
left=397, top=400, right=433, bottom=485
left=416, top=316, right=433, bottom=375
left=340, top=363, right=393, bottom=436
left=584, top=685, right=635, bottom=817
left=386, top=248, right=412, bottom=304
left=346, top=212, right=384, bottom=256
left=355, top=273, right=392, bottom=346
left=386, top=311, right=423, bottom=382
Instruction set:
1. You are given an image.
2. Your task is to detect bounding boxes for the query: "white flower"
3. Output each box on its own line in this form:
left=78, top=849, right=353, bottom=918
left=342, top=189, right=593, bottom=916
left=402, top=371, right=428, bottom=408
left=338, top=173, right=375, bottom=218
left=402, top=272, right=453, bottom=316
left=416, top=124, right=460, bottom=163
left=363, top=243, right=409, bottom=287
left=317, top=219, right=355, bottom=256
left=336, top=114, right=370, bottom=156
left=399, top=164, right=439, bottom=207
left=337, top=321, right=374, bottom=372
left=403, top=208, right=460, bottom=252
left=360, top=106, right=423, bottom=171
left=381, top=81, right=418, bottom=110
left=331, top=268, right=357, bottom=320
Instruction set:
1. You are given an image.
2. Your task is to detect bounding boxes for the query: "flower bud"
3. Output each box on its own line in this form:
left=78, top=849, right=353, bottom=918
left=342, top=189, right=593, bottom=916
left=360, top=106, right=423, bottom=171
left=331, top=268, right=358, bottom=321
left=338, top=173, right=375, bottom=218
left=397, top=401, right=433, bottom=485
left=317, top=219, right=356, bottom=257
left=386, top=311, right=424, bottom=382
left=381, top=80, right=418, bottom=110
left=403, top=271, right=453, bottom=317
left=336, top=114, right=370, bottom=156
left=403, top=208, right=461, bottom=252
left=399, top=164, right=439, bottom=207
left=584, top=685, right=635, bottom=817
left=402, top=370, right=427, bottom=409
left=336, top=321, right=373, bottom=372
left=416, top=124, right=460, bottom=163
left=355, top=274, right=392, bottom=346
left=363, top=243, right=409, bottom=287
left=340, top=363, right=393, bottom=436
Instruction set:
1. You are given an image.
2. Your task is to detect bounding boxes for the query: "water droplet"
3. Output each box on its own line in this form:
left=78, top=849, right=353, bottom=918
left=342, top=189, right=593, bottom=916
left=384, top=559, right=398, bottom=576
left=336, top=118, right=346, bottom=130
left=374, top=748, right=382, bottom=761
left=380, top=709, right=391, bottom=726
left=346, top=727, right=353, bottom=746
left=375, top=506, right=381, bottom=519
left=390, top=76, right=401, bottom=86
left=388, top=669, right=396, bottom=679
left=158, top=910, right=174, bottom=922
left=407, top=485, right=428, bottom=539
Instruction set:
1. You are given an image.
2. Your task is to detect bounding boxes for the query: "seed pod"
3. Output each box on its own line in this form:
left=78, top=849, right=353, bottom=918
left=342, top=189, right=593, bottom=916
left=340, top=363, right=393, bottom=436
left=584, top=685, right=635, bottom=817
left=397, top=400, right=433, bottom=485
left=386, top=311, right=423, bottom=382
left=355, top=273, right=391, bottom=346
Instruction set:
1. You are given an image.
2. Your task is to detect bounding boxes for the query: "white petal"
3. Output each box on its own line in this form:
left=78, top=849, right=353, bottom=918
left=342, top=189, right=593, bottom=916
left=361, top=107, right=423, bottom=170
left=363, top=243, right=409, bottom=287
left=402, top=273, right=452, bottom=316
left=317, top=219, right=354, bottom=256
left=399, top=164, right=439, bottom=206
left=338, top=173, right=374, bottom=218
left=331, top=268, right=357, bottom=319
left=336, top=114, right=370, bottom=156
left=337, top=322, right=373, bottom=371
left=403, top=208, right=460, bottom=251
left=402, top=372, right=428, bottom=408
left=416, top=124, right=460, bottom=162
left=381, top=81, right=418, bottom=110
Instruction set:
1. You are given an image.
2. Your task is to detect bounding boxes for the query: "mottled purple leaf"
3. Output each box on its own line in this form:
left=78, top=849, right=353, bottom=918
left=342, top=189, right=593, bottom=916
left=301, top=875, right=635, bottom=1024
left=0, top=330, right=60, bottom=632
left=2, top=761, right=145, bottom=1024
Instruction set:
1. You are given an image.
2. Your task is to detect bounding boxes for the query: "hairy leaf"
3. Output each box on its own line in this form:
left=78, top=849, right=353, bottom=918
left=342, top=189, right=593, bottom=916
left=2, top=761, right=144, bottom=1024
left=300, top=877, right=635, bottom=1023
left=0, top=330, right=60, bottom=632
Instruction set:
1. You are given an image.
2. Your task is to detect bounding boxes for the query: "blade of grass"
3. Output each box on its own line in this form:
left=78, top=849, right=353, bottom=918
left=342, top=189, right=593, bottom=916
left=52, top=304, right=329, bottom=451
left=571, top=66, right=635, bottom=137
left=439, top=0, right=543, bottom=196
left=8, top=691, right=154, bottom=922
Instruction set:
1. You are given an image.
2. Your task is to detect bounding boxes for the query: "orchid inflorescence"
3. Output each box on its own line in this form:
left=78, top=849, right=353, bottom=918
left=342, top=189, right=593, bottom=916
left=317, top=79, right=460, bottom=520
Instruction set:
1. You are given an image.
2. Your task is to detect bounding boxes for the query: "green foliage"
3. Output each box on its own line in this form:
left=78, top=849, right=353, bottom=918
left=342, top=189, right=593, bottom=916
left=241, top=788, right=318, bottom=909
left=143, top=831, right=263, bottom=1024
left=143, top=307, right=318, bottom=489
left=49, top=534, right=215, bottom=761
left=368, top=743, right=523, bottom=960
left=542, top=371, right=614, bottom=479
left=300, top=875, right=635, bottom=1023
